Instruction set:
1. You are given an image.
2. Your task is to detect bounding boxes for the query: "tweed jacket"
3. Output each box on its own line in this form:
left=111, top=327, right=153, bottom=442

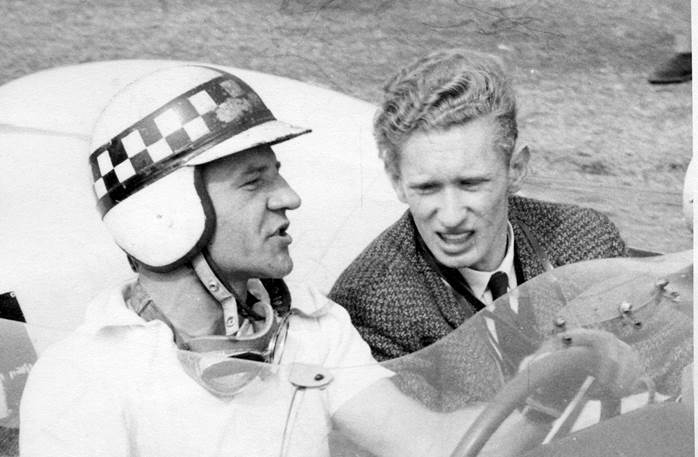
left=330, top=196, right=692, bottom=408
left=329, top=195, right=627, bottom=362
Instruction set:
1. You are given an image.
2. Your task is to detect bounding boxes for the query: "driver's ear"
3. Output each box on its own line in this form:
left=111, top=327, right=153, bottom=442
left=507, top=145, right=530, bottom=194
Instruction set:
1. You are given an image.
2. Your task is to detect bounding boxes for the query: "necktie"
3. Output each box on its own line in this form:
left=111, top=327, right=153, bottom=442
left=487, top=271, right=509, bottom=301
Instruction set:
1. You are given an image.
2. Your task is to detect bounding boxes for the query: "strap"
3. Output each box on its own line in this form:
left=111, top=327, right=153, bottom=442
left=126, top=281, right=188, bottom=347
left=191, top=253, right=240, bottom=335
left=185, top=300, right=279, bottom=354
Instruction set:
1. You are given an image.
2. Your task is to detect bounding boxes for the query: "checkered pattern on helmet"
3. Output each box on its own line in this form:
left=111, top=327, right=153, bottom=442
left=89, top=73, right=276, bottom=216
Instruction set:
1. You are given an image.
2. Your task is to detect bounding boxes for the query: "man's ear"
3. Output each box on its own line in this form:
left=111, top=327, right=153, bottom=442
left=388, top=170, right=408, bottom=204
left=507, top=145, right=530, bottom=194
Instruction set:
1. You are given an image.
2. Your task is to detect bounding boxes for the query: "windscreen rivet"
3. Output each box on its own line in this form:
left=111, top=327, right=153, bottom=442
left=655, top=278, right=669, bottom=289
left=619, top=301, right=632, bottom=314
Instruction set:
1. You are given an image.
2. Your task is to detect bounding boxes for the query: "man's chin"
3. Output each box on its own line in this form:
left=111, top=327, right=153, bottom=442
left=424, top=236, right=478, bottom=269
left=270, top=257, right=294, bottom=278
left=439, top=259, right=474, bottom=270
left=432, top=250, right=475, bottom=270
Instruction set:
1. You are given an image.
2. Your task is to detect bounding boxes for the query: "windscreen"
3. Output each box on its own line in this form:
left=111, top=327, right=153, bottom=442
left=2, top=252, right=692, bottom=457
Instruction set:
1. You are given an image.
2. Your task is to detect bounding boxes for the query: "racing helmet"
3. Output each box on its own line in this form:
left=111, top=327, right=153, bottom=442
left=89, top=64, right=310, bottom=271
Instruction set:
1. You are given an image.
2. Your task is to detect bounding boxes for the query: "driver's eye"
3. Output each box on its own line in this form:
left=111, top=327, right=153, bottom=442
left=242, top=177, right=261, bottom=189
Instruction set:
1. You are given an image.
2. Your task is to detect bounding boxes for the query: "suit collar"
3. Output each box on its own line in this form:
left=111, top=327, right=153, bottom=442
left=509, top=202, right=548, bottom=281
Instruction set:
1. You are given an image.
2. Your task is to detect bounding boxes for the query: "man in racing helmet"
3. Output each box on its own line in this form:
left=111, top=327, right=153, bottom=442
left=19, top=64, right=643, bottom=457
left=85, top=63, right=312, bottom=349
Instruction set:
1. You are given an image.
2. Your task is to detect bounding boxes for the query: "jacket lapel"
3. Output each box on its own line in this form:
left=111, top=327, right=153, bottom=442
left=508, top=209, right=548, bottom=345
left=510, top=212, right=547, bottom=282
left=419, top=256, right=475, bottom=329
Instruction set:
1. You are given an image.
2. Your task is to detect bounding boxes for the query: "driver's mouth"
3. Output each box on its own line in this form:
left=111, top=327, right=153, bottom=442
left=272, top=222, right=290, bottom=238
left=438, top=231, right=473, bottom=245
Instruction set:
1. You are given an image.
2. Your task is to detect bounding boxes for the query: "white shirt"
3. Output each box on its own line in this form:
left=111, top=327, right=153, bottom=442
left=20, top=281, right=391, bottom=457
left=458, top=222, right=518, bottom=308
left=452, top=222, right=518, bottom=350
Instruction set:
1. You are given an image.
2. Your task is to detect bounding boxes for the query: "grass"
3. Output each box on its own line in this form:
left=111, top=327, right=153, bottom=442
left=0, top=0, right=692, bottom=251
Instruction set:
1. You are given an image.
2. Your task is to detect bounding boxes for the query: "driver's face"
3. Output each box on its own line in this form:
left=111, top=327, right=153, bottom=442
left=391, top=118, right=525, bottom=271
left=202, top=146, right=301, bottom=283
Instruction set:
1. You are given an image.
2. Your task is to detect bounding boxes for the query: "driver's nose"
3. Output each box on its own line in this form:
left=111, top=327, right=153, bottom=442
left=268, top=176, right=301, bottom=211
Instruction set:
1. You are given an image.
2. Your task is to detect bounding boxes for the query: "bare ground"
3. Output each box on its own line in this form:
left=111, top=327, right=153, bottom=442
left=0, top=0, right=692, bottom=252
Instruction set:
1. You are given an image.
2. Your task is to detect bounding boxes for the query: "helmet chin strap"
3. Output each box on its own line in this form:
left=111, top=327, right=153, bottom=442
left=190, top=252, right=240, bottom=336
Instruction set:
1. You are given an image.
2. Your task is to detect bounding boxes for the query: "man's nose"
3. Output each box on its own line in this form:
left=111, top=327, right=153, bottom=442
left=437, top=188, right=467, bottom=228
left=268, top=177, right=301, bottom=211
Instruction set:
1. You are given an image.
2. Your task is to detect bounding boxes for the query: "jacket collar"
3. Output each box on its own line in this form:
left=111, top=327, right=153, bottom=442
left=508, top=200, right=549, bottom=282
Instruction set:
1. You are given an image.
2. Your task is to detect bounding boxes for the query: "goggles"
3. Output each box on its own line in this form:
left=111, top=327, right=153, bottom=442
left=178, top=300, right=293, bottom=397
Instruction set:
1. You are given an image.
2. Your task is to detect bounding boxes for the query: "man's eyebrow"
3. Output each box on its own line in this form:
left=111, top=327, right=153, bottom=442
left=457, top=175, right=491, bottom=183
left=240, top=161, right=281, bottom=175
left=407, top=178, right=438, bottom=188
left=240, top=163, right=270, bottom=176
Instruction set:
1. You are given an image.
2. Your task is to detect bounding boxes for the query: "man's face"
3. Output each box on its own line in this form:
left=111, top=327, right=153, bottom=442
left=202, top=146, right=301, bottom=283
left=391, top=117, right=527, bottom=271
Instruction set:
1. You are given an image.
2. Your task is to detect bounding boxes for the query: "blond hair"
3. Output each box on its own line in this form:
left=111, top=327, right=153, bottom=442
left=374, top=49, right=518, bottom=177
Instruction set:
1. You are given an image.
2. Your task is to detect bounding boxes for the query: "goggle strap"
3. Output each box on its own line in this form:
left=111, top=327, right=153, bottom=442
left=191, top=253, right=239, bottom=335
left=130, top=288, right=188, bottom=348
